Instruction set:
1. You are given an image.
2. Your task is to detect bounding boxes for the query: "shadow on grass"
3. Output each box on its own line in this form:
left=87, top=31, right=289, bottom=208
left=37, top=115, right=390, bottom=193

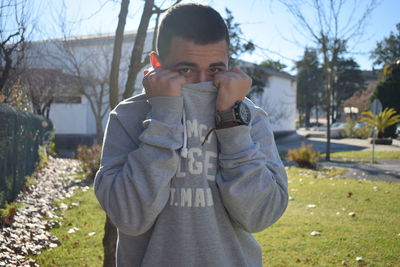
left=275, top=134, right=366, bottom=154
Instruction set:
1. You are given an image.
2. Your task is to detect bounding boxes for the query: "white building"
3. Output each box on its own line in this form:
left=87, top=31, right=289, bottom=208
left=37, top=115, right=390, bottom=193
left=24, top=31, right=296, bottom=151
left=240, top=61, right=297, bottom=136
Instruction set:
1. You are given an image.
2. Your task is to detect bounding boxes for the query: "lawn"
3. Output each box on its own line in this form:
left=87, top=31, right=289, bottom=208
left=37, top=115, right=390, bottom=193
left=32, top=167, right=400, bottom=266
left=254, top=167, right=400, bottom=266
left=327, top=150, right=400, bottom=160
left=32, top=186, right=105, bottom=266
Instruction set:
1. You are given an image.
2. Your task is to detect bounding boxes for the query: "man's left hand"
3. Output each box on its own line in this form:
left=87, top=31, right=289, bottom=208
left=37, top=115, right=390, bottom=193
left=213, top=67, right=252, bottom=111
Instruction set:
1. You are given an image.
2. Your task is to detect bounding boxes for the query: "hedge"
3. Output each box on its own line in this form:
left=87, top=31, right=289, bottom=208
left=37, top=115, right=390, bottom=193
left=0, top=103, right=53, bottom=208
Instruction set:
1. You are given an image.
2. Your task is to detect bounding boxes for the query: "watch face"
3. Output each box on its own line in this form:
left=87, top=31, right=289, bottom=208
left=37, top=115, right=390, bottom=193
left=238, top=102, right=251, bottom=125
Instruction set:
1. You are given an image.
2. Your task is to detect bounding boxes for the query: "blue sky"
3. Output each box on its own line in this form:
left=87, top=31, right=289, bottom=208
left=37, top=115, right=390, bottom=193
left=32, top=0, right=399, bottom=72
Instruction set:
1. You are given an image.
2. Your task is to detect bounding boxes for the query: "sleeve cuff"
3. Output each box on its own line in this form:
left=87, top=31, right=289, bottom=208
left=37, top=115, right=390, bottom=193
left=215, top=125, right=254, bottom=154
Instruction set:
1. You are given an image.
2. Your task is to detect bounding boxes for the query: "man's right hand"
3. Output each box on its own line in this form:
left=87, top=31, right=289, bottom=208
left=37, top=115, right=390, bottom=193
left=142, top=67, right=186, bottom=97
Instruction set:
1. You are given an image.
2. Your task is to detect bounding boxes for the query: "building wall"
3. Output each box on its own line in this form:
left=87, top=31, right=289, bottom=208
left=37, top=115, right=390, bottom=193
left=27, top=32, right=297, bottom=139
left=251, top=75, right=297, bottom=133
left=49, top=97, right=94, bottom=134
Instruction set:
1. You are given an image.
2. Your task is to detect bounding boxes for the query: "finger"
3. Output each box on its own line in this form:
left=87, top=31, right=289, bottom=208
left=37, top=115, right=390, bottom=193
left=213, top=72, right=226, bottom=88
left=166, top=72, right=187, bottom=85
left=230, top=67, right=244, bottom=74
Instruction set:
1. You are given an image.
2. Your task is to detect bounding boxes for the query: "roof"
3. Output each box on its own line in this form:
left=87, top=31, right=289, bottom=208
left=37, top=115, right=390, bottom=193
left=30, top=29, right=155, bottom=47
left=237, top=60, right=296, bottom=81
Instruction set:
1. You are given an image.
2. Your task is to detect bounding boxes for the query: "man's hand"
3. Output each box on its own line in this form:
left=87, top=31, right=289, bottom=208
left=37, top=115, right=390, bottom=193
left=142, top=67, right=186, bottom=97
left=213, top=67, right=252, bottom=111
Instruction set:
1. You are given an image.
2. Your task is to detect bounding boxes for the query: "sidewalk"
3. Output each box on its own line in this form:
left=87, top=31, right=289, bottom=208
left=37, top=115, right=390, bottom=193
left=277, top=129, right=400, bottom=153
left=275, top=131, right=400, bottom=183
left=318, top=160, right=400, bottom=183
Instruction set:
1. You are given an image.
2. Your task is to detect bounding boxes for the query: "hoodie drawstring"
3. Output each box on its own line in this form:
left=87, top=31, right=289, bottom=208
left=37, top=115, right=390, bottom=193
left=181, top=108, right=188, bottom=158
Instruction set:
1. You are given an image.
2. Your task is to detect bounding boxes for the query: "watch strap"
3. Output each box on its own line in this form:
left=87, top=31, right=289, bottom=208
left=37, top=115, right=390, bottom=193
left=217, top=108, right=235, bottom=122
left=216, top=121, right=240, bottom=129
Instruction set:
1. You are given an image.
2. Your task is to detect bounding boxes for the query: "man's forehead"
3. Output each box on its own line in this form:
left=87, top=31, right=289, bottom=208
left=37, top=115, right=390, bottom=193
left=163, top=37, right=229, bottom=66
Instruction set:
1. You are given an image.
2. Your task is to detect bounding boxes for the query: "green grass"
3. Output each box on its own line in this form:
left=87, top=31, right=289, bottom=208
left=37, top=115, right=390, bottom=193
left=324, top=150, right=400, bottom=160
left=253, top=167, right=400, bottom=266
left=32, top=186, right=105, bottom=266
left=0, top=201, right=24, bottom=218
left=30, top=167, right=400, bottom=266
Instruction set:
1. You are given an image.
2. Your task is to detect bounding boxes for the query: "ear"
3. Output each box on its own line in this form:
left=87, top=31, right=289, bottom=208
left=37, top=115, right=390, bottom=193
left=150, top=52, right=161, bottom=68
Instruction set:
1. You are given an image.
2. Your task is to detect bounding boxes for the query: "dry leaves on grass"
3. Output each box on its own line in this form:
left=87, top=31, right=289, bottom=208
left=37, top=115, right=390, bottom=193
left=310, top=231, right=321, bottom=236
left=0, top=157, right=87, bottom=266
left=68, top=227, right=80, bottom=234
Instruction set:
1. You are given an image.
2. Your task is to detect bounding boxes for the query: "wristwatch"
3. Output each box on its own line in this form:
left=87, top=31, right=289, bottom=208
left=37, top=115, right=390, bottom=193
left=215, top=100, right=251, bottom=129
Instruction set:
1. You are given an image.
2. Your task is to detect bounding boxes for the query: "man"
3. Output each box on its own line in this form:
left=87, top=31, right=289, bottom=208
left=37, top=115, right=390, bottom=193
left=95, top=3, right=288, bottom=266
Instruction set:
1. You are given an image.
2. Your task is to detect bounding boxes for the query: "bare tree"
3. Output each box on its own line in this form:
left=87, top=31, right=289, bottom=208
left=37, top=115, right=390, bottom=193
left=56, top=38, right=111, bottom=144
left=122, top=0, right=181, bottom=100
left=279, top=0, right=378, bottom=160
left=109, top=0, right=130, bottom=110
left=122, top=0, right=154, bottom=99
left=0, top=0, right=29, bottom=101
left=20, top=68, right=72, bottom=118
left=29, top=31, right=112, bottom=144
left=109, top=0, right=182, bottom=107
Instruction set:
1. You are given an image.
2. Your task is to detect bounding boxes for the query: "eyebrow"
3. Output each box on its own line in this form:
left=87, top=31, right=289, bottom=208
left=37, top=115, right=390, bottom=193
left=209, top=62, right=227, bottom=68
left=173, top=61, right=227, bottom=68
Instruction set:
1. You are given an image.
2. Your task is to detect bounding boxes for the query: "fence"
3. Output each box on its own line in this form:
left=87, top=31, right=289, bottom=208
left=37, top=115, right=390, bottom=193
left=0, top=103, right=53, bottom=208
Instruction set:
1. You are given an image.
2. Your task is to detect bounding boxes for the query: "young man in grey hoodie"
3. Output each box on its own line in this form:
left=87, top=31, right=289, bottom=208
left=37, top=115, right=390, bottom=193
left=94, top=3, right=288, bottom=267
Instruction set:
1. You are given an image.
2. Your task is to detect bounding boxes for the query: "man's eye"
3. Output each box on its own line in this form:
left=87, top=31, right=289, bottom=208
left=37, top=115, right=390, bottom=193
left=209, top=68, right=222, bottom=73
left=178, top=68, right=191, bottom=74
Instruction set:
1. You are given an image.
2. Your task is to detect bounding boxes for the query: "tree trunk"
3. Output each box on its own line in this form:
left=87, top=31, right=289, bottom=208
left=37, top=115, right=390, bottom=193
left=95, top=117, right=104, bottom=145
left=0, top=55, right=13, bottom=98
left=325, top=73, right=332, bottom=161
left=109, top=0, right=130, bottom=110
left=305, top=105, right=311, bottom=128
left=123, top=0, right=155, bottom=100
left=103, top=216, right=118, bottom=267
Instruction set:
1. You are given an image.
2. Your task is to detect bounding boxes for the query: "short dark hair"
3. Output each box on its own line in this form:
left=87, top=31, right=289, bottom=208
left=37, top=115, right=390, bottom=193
left=156, top=3, right=229, bottom=61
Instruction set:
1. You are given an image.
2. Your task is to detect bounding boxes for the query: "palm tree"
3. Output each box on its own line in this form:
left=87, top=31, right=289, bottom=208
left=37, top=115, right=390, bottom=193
left=360, top=108, right=400, bottom=138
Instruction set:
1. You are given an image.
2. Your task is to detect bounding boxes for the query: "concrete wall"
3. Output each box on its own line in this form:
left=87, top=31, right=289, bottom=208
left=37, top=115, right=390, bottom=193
left=49, top=97, right=94, bottom=134
left=251, top=75, right=297, bottom=133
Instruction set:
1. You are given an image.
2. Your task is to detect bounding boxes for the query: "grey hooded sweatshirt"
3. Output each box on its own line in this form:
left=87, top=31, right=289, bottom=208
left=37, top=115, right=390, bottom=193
left=94, top=81, right=288, bottom=267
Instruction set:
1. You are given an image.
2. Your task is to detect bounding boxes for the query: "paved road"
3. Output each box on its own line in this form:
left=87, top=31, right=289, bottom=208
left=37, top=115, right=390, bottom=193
left=275, top=132, right=400, bottom=183
left=318, top=160, right=400, bottom=183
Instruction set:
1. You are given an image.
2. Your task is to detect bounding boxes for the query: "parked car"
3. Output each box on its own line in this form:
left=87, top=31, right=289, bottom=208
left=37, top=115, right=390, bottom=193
left=309, top=122, right=325, bottom=128
left=353, top=122, right=367, bottom=129
left=328, top=122, right=346, bottom=138
left=396, top=123, right=400, bottom=139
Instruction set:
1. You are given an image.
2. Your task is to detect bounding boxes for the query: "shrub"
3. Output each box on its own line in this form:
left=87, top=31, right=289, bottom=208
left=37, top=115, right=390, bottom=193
left=341, top=118, right=356, bottom=138
left=354, top=126, right=372, bottom=139
left=287, top=143, right=320, bottom=169
left=75, top=145, right=102, bottom=178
